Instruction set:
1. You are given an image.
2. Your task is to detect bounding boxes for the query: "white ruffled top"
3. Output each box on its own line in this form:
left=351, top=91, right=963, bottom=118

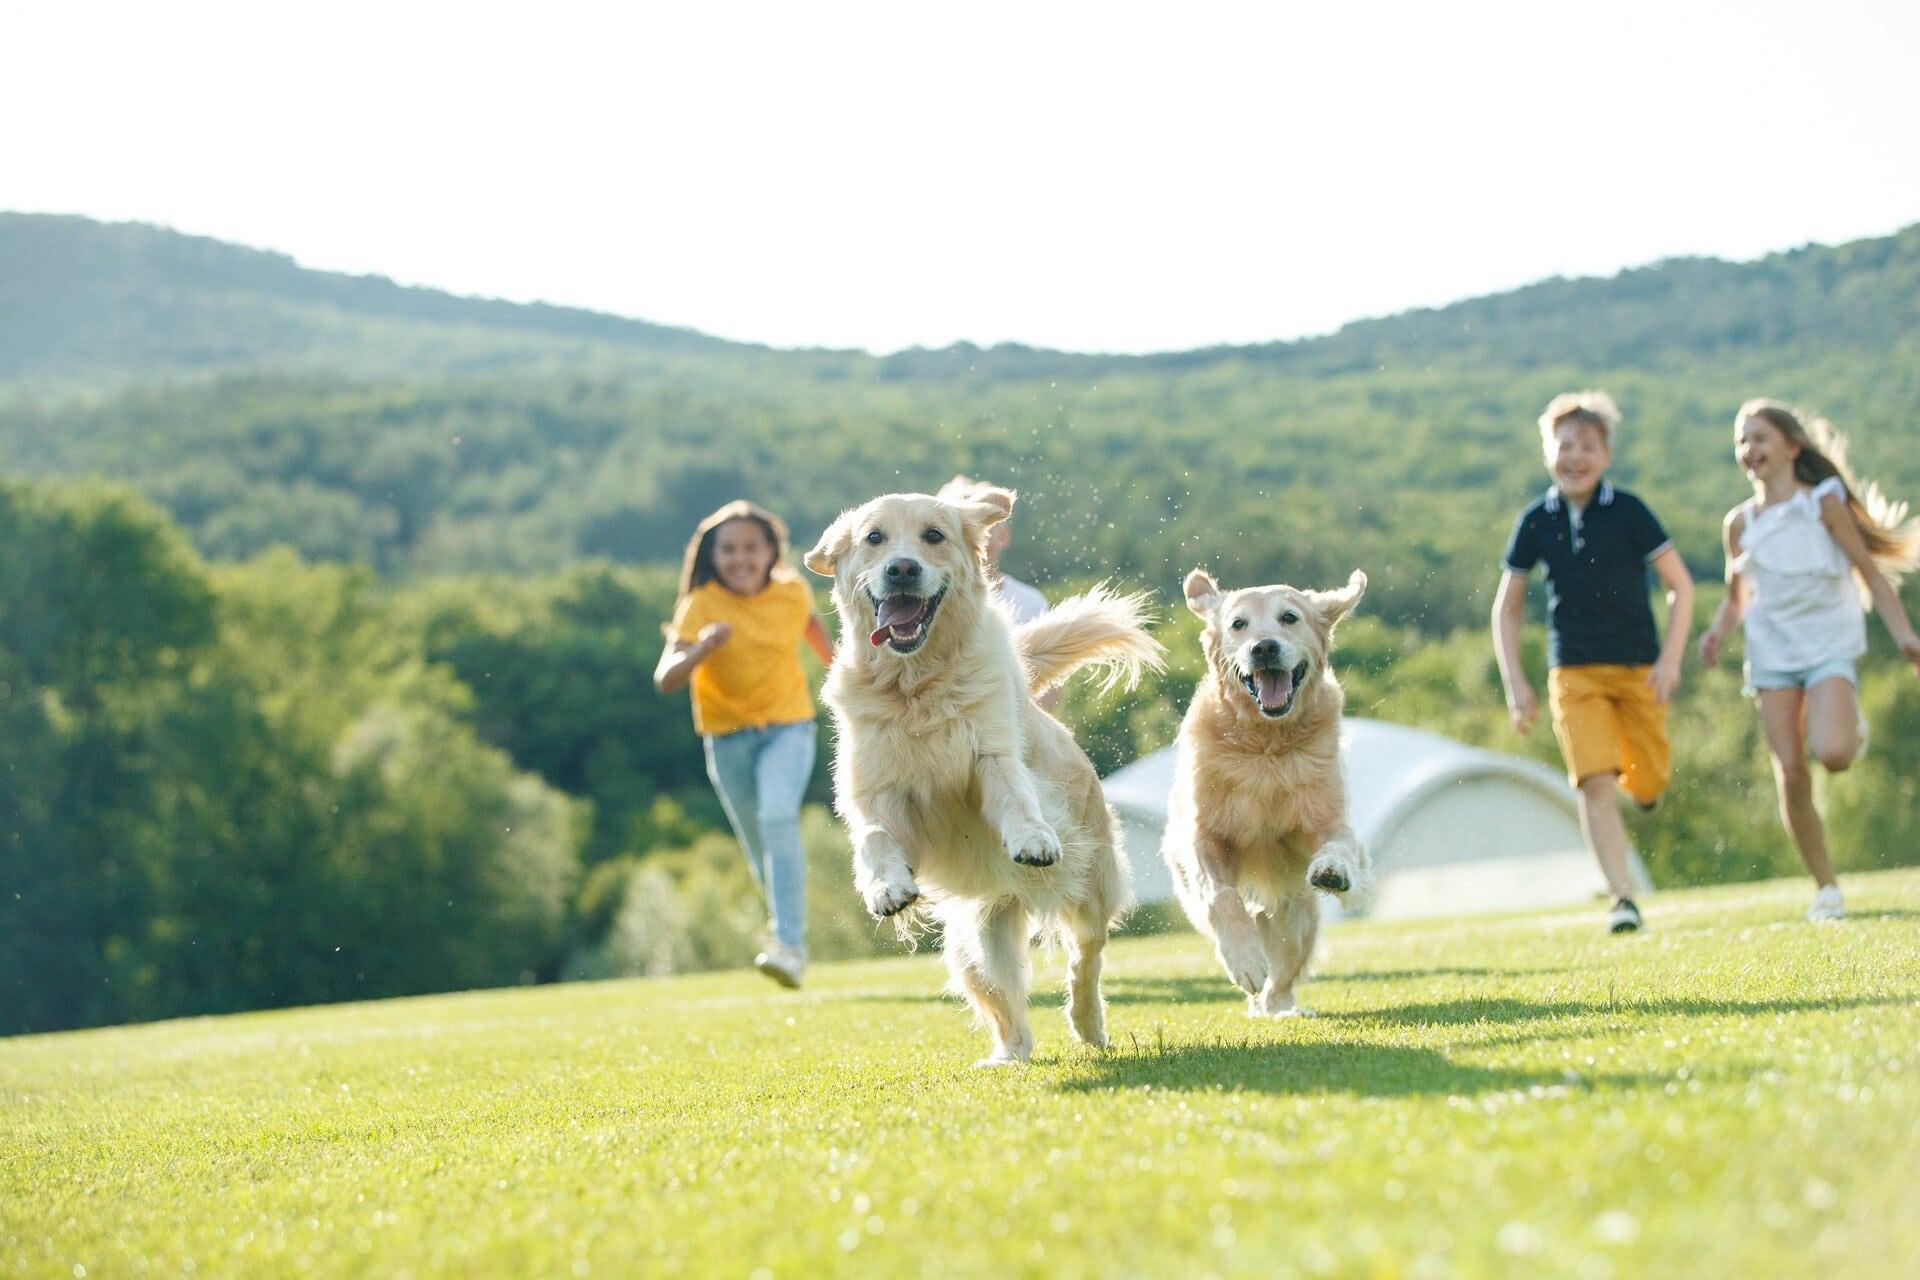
left=1732, top=475, right=1866, bottom=671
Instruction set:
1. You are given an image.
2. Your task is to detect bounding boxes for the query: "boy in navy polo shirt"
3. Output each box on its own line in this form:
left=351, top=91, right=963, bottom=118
left=1492, top=391, right=1695, bottom=934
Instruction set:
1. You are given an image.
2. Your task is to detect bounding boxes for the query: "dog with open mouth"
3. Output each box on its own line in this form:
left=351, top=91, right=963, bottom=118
left=806, top=487, right=1163, bottom=1066
left=1163, top=568, right=1373, bottom=1017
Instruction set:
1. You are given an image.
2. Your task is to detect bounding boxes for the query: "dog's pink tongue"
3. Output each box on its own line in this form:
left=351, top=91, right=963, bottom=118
left=868, top=595, right=928, bottom=647
left=1255, top=668, right=1294, bottom=709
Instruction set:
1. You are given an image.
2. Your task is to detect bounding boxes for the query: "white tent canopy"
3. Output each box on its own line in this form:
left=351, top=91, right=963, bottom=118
left=1102, top=718, right=1651, bottom=920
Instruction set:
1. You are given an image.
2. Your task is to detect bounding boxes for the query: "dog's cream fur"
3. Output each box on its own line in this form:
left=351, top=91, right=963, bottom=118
left=806, top=488, right=1162, bottom=1066
left=1163, top=568, right=1373, bottom=1017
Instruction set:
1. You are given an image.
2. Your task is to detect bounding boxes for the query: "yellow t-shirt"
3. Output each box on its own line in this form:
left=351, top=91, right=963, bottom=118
left=670, top=574, right=817, bottom=737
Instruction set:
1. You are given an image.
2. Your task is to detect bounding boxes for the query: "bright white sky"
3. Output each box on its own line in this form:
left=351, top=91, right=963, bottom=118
left=6, top=1, right=1918, bottom=354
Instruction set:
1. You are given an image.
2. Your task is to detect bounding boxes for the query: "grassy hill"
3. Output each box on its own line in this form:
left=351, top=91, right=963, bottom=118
left=6, top=212, right=1918, bottom=386
left=4, top=215, right=1917, bottom=617
left=6, top=868, right=1918, bottom=1278
left=0, top=212, right=756, bottom=385
left=5, top=215, right=1918, bottom=612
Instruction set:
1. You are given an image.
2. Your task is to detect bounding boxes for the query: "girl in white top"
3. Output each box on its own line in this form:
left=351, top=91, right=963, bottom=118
left=1699, top=400, right=1920, bottom=921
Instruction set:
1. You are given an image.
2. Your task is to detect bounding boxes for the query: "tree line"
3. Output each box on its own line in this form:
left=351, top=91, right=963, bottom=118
left=7, top=475, right=1917, bottom=1035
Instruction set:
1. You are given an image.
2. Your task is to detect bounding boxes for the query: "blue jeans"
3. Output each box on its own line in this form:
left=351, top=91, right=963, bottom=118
left=703, top=720, right=816, bottom=951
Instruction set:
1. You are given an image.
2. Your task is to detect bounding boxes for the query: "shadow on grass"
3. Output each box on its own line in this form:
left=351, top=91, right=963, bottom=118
left=835, top=977, right=1242, bottom=1009
left=1096, top=970, right=1562, bottom=1008
left=1318, top=966, right=1567, bottom=983
left=1058, top=1035, right=1651, bottom=1098
left=1327, top=993, right=1906, bottom=1029
left=841, top=967, right=1570, bottom=1009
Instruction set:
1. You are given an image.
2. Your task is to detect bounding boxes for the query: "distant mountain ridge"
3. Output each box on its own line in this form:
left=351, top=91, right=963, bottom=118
left=3, top=210, right=1918, bottom=633
left=0, top=212, right=751, bottom=382
left=3, top=211, right=1916, bottom=386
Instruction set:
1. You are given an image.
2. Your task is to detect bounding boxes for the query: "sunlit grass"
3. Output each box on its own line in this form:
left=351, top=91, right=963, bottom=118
left=5, top=869, right=1918, bottom=1278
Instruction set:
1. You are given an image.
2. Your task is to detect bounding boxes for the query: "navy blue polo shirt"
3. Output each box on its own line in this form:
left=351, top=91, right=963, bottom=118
left=1502, top=480, right=1674, bottom=668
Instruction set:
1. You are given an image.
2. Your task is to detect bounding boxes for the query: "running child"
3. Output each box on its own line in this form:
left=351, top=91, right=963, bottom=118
left=1493, top=391, right=1695, bottom=934
left=1697, top=400, right=1920, bottom=921
left=654, top=501, right=835, bottom=985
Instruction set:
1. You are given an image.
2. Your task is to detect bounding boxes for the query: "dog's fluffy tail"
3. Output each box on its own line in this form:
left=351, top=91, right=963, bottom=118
left=1017, top=584, right=1165, bottom=695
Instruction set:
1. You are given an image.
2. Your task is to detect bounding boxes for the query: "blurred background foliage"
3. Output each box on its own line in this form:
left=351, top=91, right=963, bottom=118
left=3, top=214, right=1917, bottom=1033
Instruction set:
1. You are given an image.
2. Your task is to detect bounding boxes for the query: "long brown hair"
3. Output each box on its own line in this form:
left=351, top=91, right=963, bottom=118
left=675, top=500, right=791, bottom=604
left=1740, top=398, right=1920, bottom=591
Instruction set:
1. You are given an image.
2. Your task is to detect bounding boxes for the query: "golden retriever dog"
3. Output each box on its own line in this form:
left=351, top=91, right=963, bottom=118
left=805, top=487, right=1162, bottom=1066
left=1164, top=568, right=1373, bottom=1017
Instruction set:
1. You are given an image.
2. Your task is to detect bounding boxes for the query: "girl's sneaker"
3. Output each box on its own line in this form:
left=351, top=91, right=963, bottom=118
left=1606, top=898, right=1643, bottom=934
left=1806, top=885, right=1845, bottom=922
left=755, top=942, right=807, bottom=988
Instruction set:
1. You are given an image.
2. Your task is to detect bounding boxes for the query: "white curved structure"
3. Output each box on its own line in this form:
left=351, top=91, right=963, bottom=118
left=1102, top=717, right=1651, bottom=920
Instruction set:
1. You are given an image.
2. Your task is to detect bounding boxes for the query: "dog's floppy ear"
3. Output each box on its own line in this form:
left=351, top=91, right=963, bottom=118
left=952, top=486, right=1014, bottom=559
left=804, top=510, right=856, bottom=577
left=953, top=485, right=1014, bottom=533
left=1307, top=569, right=1367, bottom=626
left=1183, top=569, right=1222, bottom=616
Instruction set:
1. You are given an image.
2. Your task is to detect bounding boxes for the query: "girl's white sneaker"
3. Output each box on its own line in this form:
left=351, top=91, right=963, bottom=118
left=1806, top=885, right=1845, bottom=922
left=755, top=942, right=807, bottom=988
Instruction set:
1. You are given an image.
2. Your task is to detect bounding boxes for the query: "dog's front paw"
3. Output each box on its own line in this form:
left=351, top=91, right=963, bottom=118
left=1308, top=853, right=1354, bottom=895
left=1216, top=938, right=1270, bottom=997
left=861, top=872, right=921, bottom=919
left=1249, top=990, right=1314, bottom=1019
left=1006, top=822, right=1063, bottom=867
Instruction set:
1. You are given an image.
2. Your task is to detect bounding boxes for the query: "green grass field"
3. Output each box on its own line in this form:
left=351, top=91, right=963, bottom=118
left=6, top=870, right=1919, bottom=1279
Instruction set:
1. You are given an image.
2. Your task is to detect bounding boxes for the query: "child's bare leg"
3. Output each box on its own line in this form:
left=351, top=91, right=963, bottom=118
left=1758, top=690, right=1836, bottom=888
left=1804, top=677, right=1860, bottom=774
left=1575, top=772, right=1635, bottom=898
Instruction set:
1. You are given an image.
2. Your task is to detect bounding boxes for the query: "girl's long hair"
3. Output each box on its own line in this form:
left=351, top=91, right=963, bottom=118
left=1741, top=398, right=1920, bottom=593
left=675, top=500, right=792, bottom=605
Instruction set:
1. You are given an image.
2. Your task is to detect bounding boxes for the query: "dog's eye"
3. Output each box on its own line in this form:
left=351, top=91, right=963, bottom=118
left=1229, top=618, right=1247, bottom=631
left=864, top=530, right=884, bottom=545
left=1280, top=610, right=1300, bottom=625
left=922, top=528, right=945, bottom=544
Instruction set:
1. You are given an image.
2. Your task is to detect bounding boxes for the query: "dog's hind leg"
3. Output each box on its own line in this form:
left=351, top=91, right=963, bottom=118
left=1061, top=902, right=1110, bottom=1049
left=1249, top=893, right=1320, bottom=1018
left=946, top=900, right=1035, bottom=1066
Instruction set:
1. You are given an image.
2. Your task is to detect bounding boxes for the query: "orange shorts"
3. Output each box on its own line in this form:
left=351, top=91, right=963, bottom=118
left=1547, top=664, right=1671, bottom=805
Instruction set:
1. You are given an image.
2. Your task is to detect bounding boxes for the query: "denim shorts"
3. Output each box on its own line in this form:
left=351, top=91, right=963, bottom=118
left=1744, top=656, right=1858, bottom=696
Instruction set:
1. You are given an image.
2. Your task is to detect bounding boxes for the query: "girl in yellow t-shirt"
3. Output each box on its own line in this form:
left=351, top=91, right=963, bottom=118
left=654, top=501, right=834, bottom=987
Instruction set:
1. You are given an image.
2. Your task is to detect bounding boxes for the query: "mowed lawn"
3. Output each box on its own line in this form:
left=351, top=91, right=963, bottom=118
left=6, top=871, right=1919, bottom=1279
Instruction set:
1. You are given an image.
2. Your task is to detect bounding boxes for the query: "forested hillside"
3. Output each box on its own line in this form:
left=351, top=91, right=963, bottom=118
left=3, top=214, right=1916, bottom=636
left=5, top=213, right=1918, bottom=1032
left=0, top=212, right=754, bottom=383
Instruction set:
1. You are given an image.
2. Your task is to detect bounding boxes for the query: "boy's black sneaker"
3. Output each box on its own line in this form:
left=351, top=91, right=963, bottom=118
left=1607, top=897, right=1643, bottom=934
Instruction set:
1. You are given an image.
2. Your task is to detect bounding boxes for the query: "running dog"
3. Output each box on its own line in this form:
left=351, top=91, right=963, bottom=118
left=805, top=487, right=1162, bottom=1065
left=1163, top=568, right=1373, bottom=1016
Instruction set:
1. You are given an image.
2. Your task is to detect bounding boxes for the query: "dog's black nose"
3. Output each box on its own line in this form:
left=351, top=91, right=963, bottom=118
left=884, top=558, right=922, bottom=585
left=1250, top=638, right=1280, bottom=665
